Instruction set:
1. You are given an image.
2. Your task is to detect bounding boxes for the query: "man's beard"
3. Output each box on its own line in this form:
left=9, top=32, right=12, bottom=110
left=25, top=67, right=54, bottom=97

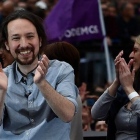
left=14, top=46, right=38, bottom=65
left=15, top=54, right=37, bottom=65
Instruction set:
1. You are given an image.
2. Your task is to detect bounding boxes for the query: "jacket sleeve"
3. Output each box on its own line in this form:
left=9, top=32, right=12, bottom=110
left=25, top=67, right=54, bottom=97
left=91, top=88, right=116, bottom=121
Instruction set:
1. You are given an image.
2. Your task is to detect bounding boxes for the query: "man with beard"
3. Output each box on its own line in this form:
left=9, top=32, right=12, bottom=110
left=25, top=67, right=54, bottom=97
left=0, top=10, right=78, bottom=140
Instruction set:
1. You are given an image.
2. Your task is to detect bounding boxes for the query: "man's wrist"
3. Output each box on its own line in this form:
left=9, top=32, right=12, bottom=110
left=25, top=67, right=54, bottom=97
left=35, top=79, right=46, bottom=87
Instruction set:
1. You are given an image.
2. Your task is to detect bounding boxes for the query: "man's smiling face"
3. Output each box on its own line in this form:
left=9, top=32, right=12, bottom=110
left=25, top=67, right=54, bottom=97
left=5, top=18, right=41, bottom=65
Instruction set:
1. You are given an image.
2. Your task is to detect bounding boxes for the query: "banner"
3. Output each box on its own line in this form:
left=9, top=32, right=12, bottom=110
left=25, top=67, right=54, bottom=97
left=44, top=0, right=105, bottom=43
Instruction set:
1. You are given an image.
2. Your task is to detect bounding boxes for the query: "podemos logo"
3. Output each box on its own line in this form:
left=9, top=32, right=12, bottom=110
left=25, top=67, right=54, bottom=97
left=64, top=25, right=99, bottom=38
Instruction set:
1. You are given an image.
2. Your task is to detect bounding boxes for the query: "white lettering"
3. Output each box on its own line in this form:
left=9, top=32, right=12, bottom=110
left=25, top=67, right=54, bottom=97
left=64, top=30, right=71, bottom=38
left=75, top=28, right=80, bottom=36
left=64, top=25, right=99, bottom=38
left=71, top=28, right=76, bottom=37
left=89, top=25, right=98, bottom=34
left=81, top=27, right=89, bottom=35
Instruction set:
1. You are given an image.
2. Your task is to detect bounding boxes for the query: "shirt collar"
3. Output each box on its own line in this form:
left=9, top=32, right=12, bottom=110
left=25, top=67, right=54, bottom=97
left=15, top=63, right=23, bottom=84
left=15, top=55, right=42, bottom=83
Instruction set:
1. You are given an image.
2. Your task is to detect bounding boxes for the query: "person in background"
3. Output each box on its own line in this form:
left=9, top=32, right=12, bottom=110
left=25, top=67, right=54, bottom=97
left=16, top=0, right=28, bottom=10
left=95, top=121, right=108, bottom=132
left=116, top=1, right=140, bottom=63
left=79, top=82, right=89, bottom=103
left=0, top=2, right=3, bottom=13
left=82, top=105, right=92, bottom=131
left=0, top=42, right=14, bottom=68
left=0, top=10, right=78, bottom=140
left=0, top=0, right=15, bottom=28
left=34, top=1, right=48, bottom=20
left=1, top=0, right=15, bottom=19
left=105, top=2, right=119, bottom=46
left=0, top=33, right=14, bottom=68
left=42, top=41, right=83, bottom=140
left=91, top=35, right=140, bottom=140
left=117, top=2, right=140, bottom=44
left=108, top=3, right=118, bottom=17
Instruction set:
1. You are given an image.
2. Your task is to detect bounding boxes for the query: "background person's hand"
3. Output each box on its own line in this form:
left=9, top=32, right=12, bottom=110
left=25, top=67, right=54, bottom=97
left=79, top=82, right=89, bottom=103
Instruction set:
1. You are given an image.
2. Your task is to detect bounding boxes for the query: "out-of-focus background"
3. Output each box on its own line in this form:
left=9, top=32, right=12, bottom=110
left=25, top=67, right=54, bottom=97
left=0, top=0, right=140, bottom=139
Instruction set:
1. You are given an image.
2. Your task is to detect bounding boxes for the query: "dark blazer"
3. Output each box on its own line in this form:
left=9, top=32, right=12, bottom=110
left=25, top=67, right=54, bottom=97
left=106, top=86, right=140, bottom=140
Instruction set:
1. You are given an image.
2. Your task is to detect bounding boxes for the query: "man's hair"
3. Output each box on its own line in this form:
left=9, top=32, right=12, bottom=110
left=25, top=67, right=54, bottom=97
left=1, top=9, right=47, bottom=53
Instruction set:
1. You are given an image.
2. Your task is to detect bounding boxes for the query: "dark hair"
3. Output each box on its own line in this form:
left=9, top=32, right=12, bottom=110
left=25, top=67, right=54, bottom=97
left=43, top=41, right=80, bottom=85
left=1, top=9, right=47, bottom=53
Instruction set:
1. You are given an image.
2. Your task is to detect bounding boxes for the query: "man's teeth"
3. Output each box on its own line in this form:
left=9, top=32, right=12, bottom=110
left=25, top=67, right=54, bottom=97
left=20, top=50, right=30, bottom=55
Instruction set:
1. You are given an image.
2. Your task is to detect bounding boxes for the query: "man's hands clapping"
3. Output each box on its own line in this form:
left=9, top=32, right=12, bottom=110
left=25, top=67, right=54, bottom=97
left=34, top=55, right=49, bottom=84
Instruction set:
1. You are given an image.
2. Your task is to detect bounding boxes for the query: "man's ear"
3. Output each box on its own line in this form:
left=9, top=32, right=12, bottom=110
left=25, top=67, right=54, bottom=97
left=4, top=42, right=10, bottom=51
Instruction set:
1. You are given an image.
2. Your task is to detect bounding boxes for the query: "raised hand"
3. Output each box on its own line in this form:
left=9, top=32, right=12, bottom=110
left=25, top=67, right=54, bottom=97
left=79, top=82, right=89, bottom=103
left=114, top=50, right=123, bottom=84
left=119, top=58, right=135, bottom=94
left=34, top=55, right=49, bottom=84
left=0, top=63, right=8, bottom=92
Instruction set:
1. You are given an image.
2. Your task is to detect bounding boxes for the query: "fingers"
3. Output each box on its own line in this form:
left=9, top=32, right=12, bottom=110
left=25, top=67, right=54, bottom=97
left=114, top=50, right=123, bottom=63
left=37, top=55, right=49, bottom=75
left=119, top=58, right=131, bottom=76
left=41, top=54, right=49, bottom=68
left=79, top=82, right=87, bottom=91
left=119, top=58, right=127, bottom=72
left=36, top=65, right=45, bottom=75
left=115, top=59, right=121, bottom=67
left=128, top=59, right=134, bottom=70
left=114, top=50, right=123, bottom=73
left=121, top=58, right=127, bottom=66
left=79, top=82, right=89, bottom=95
left=132, top=68, right=135, bottom=80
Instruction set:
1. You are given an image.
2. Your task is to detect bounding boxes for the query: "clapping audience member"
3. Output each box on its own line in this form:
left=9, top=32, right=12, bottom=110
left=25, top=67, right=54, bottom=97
left=0, top=10, right=78, bottom=140
left=91, top=35, right=140, bottom=140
